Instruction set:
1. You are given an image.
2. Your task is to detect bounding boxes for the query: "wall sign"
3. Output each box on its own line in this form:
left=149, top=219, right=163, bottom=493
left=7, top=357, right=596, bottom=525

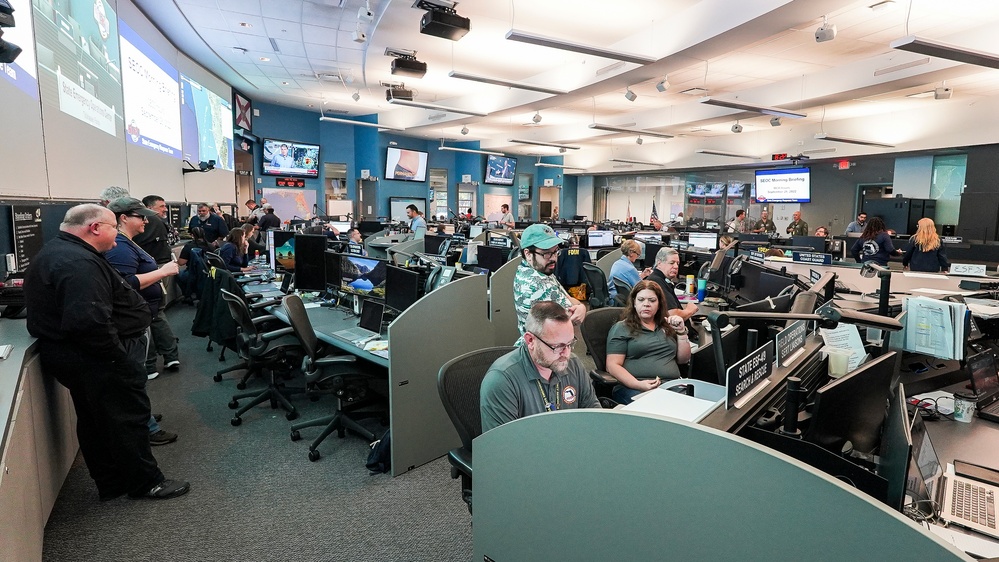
left=10, top=205, right=43, bottom=271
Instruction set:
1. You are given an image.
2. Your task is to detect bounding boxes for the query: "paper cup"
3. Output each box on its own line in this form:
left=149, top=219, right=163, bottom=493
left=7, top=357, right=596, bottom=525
left=825, top=348, right=851, bottom=378
left=953, top=394, right=977, bottom=423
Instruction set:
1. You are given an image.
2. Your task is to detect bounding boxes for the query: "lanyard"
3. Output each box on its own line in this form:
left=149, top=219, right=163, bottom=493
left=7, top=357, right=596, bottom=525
left=535, top=378, right=561, bottom=412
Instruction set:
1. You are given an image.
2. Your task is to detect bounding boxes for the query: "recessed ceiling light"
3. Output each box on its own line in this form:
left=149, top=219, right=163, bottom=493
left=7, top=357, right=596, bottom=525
left=239, top=22, right=252, bottom=28
left=281, top=81, right=289, bottom=85
left=259, top=57, right=270, bottom=62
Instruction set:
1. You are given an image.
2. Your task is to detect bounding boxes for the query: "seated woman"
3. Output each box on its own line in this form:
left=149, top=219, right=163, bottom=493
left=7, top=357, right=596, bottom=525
left=608, top=239, right=651, bottom=301
left=903, top=218, right=950, bottom=273
left=219, top=229, right=253, bottom=273
left=605, top=280, right=691, bottom=405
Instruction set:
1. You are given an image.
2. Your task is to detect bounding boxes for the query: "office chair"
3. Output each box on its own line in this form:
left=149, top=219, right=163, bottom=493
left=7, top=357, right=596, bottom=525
left=204, top=250, right=225, bottom=270
left=580, top=307, right=625, bottom=402
left=596, top=248, right=616, bottom=260
left=220, top=289, right=306, bottom=426
left=581, top=263, right=612, bottom=309
left=437, top=346, right=516, bottom=513
left=282, top=294, right=382, bottom=462
left=612, top=278, right=633, bottom=307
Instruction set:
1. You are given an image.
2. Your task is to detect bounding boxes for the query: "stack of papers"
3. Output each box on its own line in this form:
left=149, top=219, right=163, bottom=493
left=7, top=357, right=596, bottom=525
left=901, top=296, right=967, bottom=361
left=965, top=298, right=999, bottom=320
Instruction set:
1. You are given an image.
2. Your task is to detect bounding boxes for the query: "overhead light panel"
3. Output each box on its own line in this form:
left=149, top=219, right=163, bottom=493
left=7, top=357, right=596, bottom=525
left=655, top=75, right=669, bottom=92
left=889, top=35, right=999, bottom=70
left=814, top=133, right=894, bottom=149
left=695, top=149, right=760, bottom=160
left=508, top=138, right=581, bottom=150
left=505, top=29, right=656, bottom=66
left=535, top=162, right=585, bottom=170
left=438, top=146, right=505, bottom=156
left=447, top=71, right=567, bottom=95
left=609, top=158, right=663, bottom=167
left=387, top=97, right=488, bottom=117
left=699, top=97, right=806, bottom=119
left=319, top=116, right=405, bottom=131
left=624, top=88, right=637, bottom=102
left=588, top=123, right=673, bottom=139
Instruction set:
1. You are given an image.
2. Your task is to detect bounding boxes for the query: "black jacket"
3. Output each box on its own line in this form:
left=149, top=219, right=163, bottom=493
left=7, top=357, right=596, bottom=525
left=191, top=266, right=242, bottom=348
left=132, top=215, right=173, bottom=264
left=555, top=247, right=591, bottom=287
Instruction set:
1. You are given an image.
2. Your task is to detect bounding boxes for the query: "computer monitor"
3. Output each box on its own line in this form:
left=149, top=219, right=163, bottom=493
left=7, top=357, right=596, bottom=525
left=642, top=242, right=663, bottom=266
left=758, top=270, right=796, bottom=299
left=791, top=236, right=828, bottom=253
left=385, top=264, right=422, bottom=313
left=877, top=383, right=913, bottom=512
left=487, top=232, right=512, bottom=248
left=735, top=292, right=794, bottom=314
left=587, top=230, right=614, bottom=248
left=688, top=326, right=740, bottom=386
left=358, top=299, right=385, bottom=333
left=634, top=233, right=663, bottom=244
left=803, top=351, right=897, bottom=454
left=687, top=232, right=718, bottom=250
left=424, top=234, right=450, bottom=255
left=337, top=253, right=389, bottom=298
left=268, top=230, right=297, bottom=272
left=293, top=234, right=329, bottom=291
left=324, top=250, right=341, bottom=292
left=477, top=245, right=507, bottom=273
left=737, top=233, right=770, bottom=248
left=328, top=220, right=352, bottom=233
left=359, top=221, right=385, bottom=235
left=468, top=225, right=484, bottom=239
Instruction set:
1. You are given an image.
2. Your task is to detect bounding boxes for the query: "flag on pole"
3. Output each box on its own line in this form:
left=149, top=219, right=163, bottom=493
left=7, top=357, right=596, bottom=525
left=627, top=198, right=632, bottom=222
left=650, top=199, right=659, bottom=222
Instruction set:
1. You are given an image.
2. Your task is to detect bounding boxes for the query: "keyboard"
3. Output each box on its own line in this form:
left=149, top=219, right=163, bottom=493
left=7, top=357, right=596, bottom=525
left=951, top=480, right=996, bottom=528
left=332, top=327, right=379, bottom=344
left=834, top=280, right=851, bottom=293
left=982, top=401, right=999, bottom=415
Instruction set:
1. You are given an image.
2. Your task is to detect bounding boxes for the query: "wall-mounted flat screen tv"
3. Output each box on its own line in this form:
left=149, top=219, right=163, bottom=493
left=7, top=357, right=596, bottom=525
left=385, top=147, right=428, bottom=182
left=485, top=155, right=517, bottom=186
left=755, top=167, right=810, bottom=203
left=262, top=138, right=320, bottom=178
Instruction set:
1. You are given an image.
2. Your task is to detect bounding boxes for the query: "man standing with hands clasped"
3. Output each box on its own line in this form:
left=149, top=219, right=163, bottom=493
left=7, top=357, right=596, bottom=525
left=786, top=210, right=809, bottom=236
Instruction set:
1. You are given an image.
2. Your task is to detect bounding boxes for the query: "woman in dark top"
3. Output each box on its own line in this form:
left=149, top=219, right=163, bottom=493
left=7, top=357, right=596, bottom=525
left=903, top=218, right=950, bottom=273
left=219, top=229, right=252, bottom=273
left=605, top=280, right=691, bottom=405
left=851, top=217, right=897, bottom=266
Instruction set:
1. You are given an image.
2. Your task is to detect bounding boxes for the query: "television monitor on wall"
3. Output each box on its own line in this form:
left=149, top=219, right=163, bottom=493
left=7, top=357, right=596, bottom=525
left=485, top=155, right=517, bottom=186
left=755, top=167, right=810, bottom=203
left=385, top=147, right=428, bottom=182
left=262, top=138, right=320, bottom=178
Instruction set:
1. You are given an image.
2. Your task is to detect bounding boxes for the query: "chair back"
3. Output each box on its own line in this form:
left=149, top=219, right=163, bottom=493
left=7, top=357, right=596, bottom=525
left=220, top=289, right=257, bottom=336
left=612, top=278, right=633, bottom=307
left=205, top=251, right=225, bottom=270
left=438, top=346, right=516, bottom=450
left=582, top=263, right=610, bottom=308
left=281, top=294, right=321, bottom=360
left=580, top=307, right=624, bottom=372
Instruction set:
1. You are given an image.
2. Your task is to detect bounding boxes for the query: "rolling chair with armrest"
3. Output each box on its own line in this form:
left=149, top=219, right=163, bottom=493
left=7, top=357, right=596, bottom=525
left=437, top=346, right=516, bottom=513
left=581, top=263, right=612, bottom=309
left=580, top=307, right=625, bottom=403
left=612, top=277, right=633, bottom=307
left=282, top=293, right=383, bottom=462
left=221, top=289, right=306, bottom=426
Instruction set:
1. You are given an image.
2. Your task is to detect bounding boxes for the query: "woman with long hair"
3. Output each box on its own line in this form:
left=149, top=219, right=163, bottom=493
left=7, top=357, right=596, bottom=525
left=903, top=218, right=950, bottom=273
left=219, top=229, right=253, bottom=273
left=604, top=280, right=691, bottom=404
left=850, top=216, right=897, bottom=266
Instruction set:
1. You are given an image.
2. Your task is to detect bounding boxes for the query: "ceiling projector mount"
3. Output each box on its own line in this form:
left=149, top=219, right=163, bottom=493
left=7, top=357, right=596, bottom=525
left=413, top=0, right=469, bottom=41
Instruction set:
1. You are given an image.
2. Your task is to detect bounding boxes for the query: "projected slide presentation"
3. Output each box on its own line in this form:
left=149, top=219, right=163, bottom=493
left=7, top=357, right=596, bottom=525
left=119, top=19, right=180, bottom=158
left=32, top=0, right=123, bottom=136
left=1, top=0, right=38, bottom=98
left=180, top=73, right=233, bottom=171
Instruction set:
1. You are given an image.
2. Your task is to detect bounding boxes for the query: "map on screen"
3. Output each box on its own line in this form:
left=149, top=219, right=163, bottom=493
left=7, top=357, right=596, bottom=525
left=262, top=187, right=318, bottom=222
left=180, top=73, right=233, bottom=171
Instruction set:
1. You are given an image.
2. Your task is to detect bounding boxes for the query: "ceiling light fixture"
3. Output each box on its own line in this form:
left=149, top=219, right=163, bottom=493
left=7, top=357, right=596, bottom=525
left=695, top=149, right=760, bottom=160
left=460, top=125, right=469, bottom=135
left=259, top=57, right=270, bottom=62
left=889, top=35, right=999, bottom=70
left=508, top=138, right=581, bottom=150
left=731, top=121, right=743, bottom=133
left=438, top=146, right=505, bottom=156
left=352, top=91, right=360, bottom=101
left=505, top=29, right=657, bottom=66
left=655, top=75, right=669, bottom=92
left=609, top=158, right=663, bottom=166
left=447, top=71, right=567, bottom=95
left=814, top=133, right=894, bottom=148
left=770, top=116, right=782, bottom=127
left=624, top=88, right=637, bottom=102
left=635, top=136, right=643, bottom=145
left=319, top=116, right=405, bottom=130
left=535, top=162, right=585, bottom=170
left=869, top=0, right=896, bottom=12
left=532, top=111, right=542, bottom=124
left=387, top=97, right=488, bottom=117
left=588, top=123, right=673, bottom=139
left=699, top=97, right=806, bottom=119
left=815, top=16, right=837, bottom=43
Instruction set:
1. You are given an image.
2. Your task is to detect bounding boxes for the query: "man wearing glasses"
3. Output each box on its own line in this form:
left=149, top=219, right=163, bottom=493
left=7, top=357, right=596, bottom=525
left=24, top=204, right=190, bottom=500
left=480, top=301, right=600, bottom=432
left=513, top=224, right=586, bottom=339
left=188, top=203, right=229, bottom=245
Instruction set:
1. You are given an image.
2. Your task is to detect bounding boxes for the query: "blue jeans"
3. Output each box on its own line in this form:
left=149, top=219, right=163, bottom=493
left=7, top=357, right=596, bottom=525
left=612, top=385, right=644, bottom=405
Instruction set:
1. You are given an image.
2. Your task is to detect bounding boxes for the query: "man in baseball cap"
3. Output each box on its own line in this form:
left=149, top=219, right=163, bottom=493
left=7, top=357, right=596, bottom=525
left=513, top=224, right=586, bottom=340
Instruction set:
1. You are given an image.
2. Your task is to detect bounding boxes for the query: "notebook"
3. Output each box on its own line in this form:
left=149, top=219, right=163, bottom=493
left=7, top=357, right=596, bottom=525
left=967, top=350, right=999, bottom=423
left=908, top=413, right=999, bottom=539
left=332, top=299, right=384, bottom=345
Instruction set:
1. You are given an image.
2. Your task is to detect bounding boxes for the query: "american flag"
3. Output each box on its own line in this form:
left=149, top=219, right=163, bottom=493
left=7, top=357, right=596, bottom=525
left=650, top=200, right=659, bottom=222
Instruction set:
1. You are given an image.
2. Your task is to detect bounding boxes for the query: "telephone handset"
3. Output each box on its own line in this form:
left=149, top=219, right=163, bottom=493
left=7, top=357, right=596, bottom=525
left=425, top=265, right=456, bottom=293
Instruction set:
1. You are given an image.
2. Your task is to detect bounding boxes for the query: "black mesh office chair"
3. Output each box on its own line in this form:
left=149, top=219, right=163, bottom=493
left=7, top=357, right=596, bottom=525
left=612, top=278, right=633, bottom=307
left=282, top=294, right=382, bottom=462
left=580, top=307, right=624, bottom=402
left=581, top=263, right=611, bottom=309
left=596, top=248, right=617, bottom=260
left=220, top=289, right=306, bottom=426
left=437, top=346, right=516, bottom=513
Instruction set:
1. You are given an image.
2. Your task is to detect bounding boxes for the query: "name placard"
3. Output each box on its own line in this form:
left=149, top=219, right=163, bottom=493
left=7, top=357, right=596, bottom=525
left=950, top=263, right=987, bottom=276
left=749, top=250, right=766, bottom=265
left=776, top=321, right=808, bottom=368
left=942, top=236, right=963, bottom=244
left=726, top=341, right=774, bottom=409
left=809, top=269, right=822, bottom=284
left=792, top=251, right=832, bottom=266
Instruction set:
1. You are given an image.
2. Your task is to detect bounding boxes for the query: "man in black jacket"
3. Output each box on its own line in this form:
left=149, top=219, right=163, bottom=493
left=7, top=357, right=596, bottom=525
left=24, top=204, right=189, bottom=501
left=132, top=195, right=173, bottom=265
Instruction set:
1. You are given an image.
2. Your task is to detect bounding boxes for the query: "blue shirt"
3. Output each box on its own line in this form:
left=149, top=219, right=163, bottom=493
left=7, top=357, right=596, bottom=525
left=608, top=255, right=641, bottom=299
left=188, top=213, right=229, bottom=243
left=104, top=233, right=163, bottom=315
left=410, top=215, right=427, bottom=232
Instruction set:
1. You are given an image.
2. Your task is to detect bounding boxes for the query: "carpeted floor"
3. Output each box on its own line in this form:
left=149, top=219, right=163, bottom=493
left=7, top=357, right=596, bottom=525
left=42, top=304, right=473, bottom=562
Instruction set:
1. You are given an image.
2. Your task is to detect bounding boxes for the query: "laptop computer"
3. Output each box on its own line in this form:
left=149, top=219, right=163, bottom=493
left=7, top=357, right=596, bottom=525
left=967, top=350, right=999, bottom=423
left=332, top=299, right=384, bottom=346
left=908, top=413, right=999, bottom=538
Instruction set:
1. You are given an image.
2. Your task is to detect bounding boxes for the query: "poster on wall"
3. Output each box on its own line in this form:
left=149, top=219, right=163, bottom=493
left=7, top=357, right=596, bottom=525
left=10, top=205, right=43, bottom=271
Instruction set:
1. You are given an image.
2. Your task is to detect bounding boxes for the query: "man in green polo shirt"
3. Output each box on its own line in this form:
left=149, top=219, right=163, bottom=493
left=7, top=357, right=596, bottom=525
left=481, top=301, right=600, bottom=432
left=513, top=223, right=586, bottom=339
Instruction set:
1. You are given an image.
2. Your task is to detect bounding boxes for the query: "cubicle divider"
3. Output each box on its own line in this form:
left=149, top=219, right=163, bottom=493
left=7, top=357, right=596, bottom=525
left=489, top=258, right=521, bottom=346
left=596, top=249, right=622, bottom=277
left=384, top=238, right=424, bottom=265
left=474, top=410, right=965, bottom=560
left=387, top=274, right=493, bottom=476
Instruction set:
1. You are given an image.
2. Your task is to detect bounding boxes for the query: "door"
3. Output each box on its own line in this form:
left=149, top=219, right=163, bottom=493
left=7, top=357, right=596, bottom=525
left=358, top=179, right=378, bottom=220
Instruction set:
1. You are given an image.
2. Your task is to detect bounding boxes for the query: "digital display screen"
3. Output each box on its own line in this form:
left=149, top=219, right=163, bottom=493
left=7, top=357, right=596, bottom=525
left=261, top=187, right=318, bottom=222
left=385, top=147, right=428, bottom=182
left=755, top=168, right=810, bottom=203
left=180, top=73, right=234, bottom=171
left=687, top=232, right=718, bottom=250
left=119, top=19, right=181, bottom=158
left=339, top=254, right=388, bottom=298
left=587, top=230, right=614, bottom=248
left=1, top=0, right=39, bottom=98
left=485, top=154, right=517, bottom=186
left=262, top=138, right=320, bottom=178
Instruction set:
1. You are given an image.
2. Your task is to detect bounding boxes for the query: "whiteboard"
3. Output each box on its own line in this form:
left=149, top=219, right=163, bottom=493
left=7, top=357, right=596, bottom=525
left=327, top=199, right=353, bottom=218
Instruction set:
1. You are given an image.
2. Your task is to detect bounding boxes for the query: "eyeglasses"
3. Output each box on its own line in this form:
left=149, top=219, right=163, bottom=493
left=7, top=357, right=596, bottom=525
left=126, top=213, right=148, bottom=220
left=529, top=332, right=576, bottom=355
left=531, top=248, right=559, bottom=260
